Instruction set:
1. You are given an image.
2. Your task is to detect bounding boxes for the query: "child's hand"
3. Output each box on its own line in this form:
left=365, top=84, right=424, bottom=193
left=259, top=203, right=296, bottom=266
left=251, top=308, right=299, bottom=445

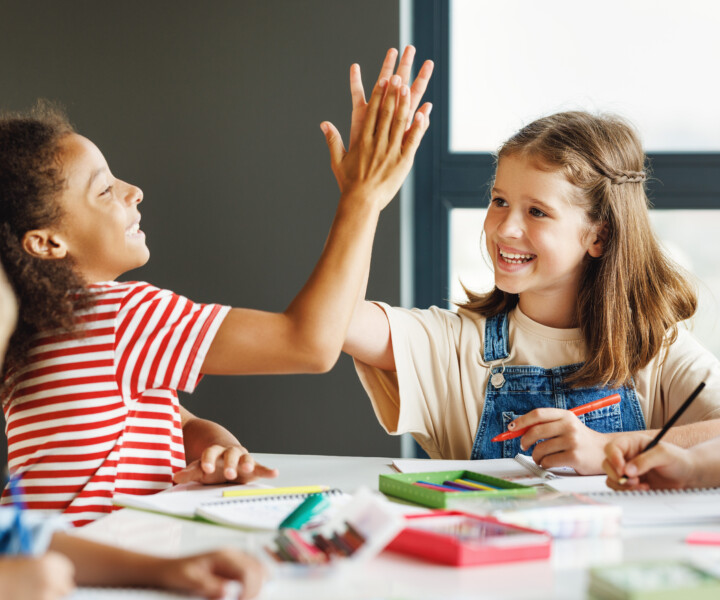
left=603, top=434, right=698, bottom=491
left=0, top=552, right=76, bottom=600
left=154, top=548, right=265, bottom=600
left=345, top=46, right=434, bottom=159
left=173, top=444, right=279, bottom=485
left=321, top=47, right=433, bottom=209
left=510, top=408, right=610, bottom=474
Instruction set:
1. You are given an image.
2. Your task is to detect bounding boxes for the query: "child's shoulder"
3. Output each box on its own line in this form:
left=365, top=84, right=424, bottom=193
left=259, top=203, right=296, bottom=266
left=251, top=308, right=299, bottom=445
left=86, top=280, right=169, bottom=302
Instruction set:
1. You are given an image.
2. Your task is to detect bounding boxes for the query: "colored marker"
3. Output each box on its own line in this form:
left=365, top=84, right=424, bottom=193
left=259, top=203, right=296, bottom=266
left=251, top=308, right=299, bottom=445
left=279, top=493, right=330, bottom=529
left=223, top=485, right=329, bottom=498
left=413, top=481, right=462, bottom=492
left=491, top=393, right=621, bottom=443
left=456, top=478, right=501, bottom=491
left=441, top=480, right=478, bottom=491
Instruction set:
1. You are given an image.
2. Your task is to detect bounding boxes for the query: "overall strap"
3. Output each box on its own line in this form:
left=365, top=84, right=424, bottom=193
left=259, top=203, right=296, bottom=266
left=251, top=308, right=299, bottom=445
left=483, top=311, right=510, bottom=362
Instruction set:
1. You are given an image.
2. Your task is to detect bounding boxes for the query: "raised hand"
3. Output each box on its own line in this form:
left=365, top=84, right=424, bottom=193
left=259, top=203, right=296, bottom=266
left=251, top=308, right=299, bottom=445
left=321, top=59, right=431, bottom=210
left=348, top=46, right=434, bottom=151
left=321, top=47, right=433, bottom=202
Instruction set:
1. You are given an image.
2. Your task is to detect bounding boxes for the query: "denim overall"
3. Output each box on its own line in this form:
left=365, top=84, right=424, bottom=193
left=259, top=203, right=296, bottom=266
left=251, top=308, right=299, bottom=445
left=470, top=311, right=646, bottom=460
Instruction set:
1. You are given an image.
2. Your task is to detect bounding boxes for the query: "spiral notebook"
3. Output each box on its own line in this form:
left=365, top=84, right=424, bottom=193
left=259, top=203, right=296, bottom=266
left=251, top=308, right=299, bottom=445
left=196, top=488, right=352, bottom=530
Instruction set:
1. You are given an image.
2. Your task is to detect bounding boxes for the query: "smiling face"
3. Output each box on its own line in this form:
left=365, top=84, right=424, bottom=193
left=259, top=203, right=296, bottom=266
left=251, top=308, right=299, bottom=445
left=44, top=134, right=149, bottom=282
left=484, top=153, right=603, bottom=326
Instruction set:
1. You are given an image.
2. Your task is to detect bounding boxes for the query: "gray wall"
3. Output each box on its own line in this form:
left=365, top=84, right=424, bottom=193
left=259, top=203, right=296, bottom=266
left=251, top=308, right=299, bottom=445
left=0, top=0, right=402, bottom=467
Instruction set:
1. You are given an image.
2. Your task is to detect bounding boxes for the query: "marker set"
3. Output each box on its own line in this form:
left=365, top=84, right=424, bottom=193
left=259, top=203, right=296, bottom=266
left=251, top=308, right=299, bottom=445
left=413, top=478, right=504, bottom=493
left=380, top=469, right=536, bottom=509
left=267, top=520, right=366, bottom=565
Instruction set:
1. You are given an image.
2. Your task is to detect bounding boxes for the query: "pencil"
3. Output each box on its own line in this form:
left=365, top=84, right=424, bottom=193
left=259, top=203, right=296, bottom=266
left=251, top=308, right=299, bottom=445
left=618, top=381, right=705, bottom=484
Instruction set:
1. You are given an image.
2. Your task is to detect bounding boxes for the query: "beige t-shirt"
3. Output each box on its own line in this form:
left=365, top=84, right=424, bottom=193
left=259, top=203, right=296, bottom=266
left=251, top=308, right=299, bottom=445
left=354, top=303, right=720, bottom=459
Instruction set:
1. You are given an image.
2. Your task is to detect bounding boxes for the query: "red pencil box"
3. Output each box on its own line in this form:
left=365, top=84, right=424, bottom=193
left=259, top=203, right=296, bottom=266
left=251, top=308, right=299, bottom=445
left=385, top=510, right=552, bottom=567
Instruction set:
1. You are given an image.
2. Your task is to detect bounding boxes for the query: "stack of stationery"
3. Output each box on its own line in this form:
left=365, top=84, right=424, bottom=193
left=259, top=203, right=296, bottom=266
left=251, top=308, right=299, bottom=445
left=382, top=460, right=622, bottom=538
left=263, top=488, right=404, bottom=571
left=113, top=484, right=351, bottom=530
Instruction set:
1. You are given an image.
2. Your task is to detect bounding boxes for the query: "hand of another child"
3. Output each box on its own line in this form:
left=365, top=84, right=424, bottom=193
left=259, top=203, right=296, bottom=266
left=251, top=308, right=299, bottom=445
left=321, top=46, right=433, bottom=209
left=603, top=434, right=697, bottom=491
left=173, top=444, right=279, bottom=485
left=154, top=548, right=265, bottom=600
left=0, top=552, right=76, bottom=600
left=509, top=408, right=610, bottom=474
left=345, top=46, right=434, bottom=157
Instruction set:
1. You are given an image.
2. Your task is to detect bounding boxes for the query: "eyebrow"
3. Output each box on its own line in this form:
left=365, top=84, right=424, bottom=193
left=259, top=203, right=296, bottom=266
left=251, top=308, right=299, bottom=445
left=87, top=167, right=109, bottom=190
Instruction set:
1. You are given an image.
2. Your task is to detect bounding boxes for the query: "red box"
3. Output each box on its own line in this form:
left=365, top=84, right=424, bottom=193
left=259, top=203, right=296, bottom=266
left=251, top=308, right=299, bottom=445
left=386, top=510, right=552, bottom=567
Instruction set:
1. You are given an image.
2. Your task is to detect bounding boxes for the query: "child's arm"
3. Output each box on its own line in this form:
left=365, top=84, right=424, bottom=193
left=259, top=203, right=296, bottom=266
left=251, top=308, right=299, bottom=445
left=0, top=552, right=75, bottom=600
left=49, top=532, right=264, bottom=599
left=200, top=48, right=431, bottom=376
left=342, top=47, right=434, bottom=374
left=603, top=432, right=720, bottom=491
left=509, top=410, right=720, bottom=475
left=343, top=300, right=395, bottom=371
left=173, top=406, right=278, bottom=485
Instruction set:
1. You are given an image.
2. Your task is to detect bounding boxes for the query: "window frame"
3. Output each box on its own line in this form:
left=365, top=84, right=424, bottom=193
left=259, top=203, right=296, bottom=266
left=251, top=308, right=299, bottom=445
left=411, top=0, right=720, bottom=311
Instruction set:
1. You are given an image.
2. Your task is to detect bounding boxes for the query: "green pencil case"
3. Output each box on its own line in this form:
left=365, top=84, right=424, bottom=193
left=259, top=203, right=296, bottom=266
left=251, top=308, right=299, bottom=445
left=379, top=470, right=536, bottom=509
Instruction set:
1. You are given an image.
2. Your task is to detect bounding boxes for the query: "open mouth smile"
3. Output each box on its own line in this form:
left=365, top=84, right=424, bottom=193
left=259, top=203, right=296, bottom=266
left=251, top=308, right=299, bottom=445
left=499, top=248, right=536, bottom=265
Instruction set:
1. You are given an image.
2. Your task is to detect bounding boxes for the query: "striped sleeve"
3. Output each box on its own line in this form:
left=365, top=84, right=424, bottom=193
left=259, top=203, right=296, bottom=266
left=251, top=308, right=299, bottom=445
left=114, top=283, right=230, bottom=399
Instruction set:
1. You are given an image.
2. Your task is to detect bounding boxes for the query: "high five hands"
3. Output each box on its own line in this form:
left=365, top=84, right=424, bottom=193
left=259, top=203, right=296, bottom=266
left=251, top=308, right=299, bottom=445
left=321, top=46, right=434, bottom=207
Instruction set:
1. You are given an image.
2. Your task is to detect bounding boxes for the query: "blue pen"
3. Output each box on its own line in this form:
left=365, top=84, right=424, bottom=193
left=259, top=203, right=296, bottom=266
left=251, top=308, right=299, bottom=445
left=4, top=472, right=32, bottom=554
left=279, top=494, right=330, bottom=530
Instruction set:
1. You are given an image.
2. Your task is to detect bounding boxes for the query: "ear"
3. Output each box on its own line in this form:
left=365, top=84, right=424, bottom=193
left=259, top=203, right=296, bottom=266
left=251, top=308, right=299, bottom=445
left=587, top=222, right=608, bottom=258
left=22, top=229, right=69, bottom=260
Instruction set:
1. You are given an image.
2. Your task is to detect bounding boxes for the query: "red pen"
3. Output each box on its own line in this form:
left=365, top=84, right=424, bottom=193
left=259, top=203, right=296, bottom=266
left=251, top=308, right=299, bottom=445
left=491, top=393, right=621, bottom=443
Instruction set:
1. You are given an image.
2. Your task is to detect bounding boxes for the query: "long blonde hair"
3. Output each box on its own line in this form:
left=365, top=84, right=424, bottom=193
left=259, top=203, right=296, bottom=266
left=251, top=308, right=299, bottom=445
left=462, top=111, right=697, bottom=388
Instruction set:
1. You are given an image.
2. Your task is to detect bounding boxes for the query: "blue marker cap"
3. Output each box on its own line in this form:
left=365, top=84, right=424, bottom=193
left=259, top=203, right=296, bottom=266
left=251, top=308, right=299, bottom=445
left=279, top=493, right=330, bottom=530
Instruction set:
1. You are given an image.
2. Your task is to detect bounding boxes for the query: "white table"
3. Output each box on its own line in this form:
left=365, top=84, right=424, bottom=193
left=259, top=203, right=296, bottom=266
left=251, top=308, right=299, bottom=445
left=73, top=453, right=720, bottom=599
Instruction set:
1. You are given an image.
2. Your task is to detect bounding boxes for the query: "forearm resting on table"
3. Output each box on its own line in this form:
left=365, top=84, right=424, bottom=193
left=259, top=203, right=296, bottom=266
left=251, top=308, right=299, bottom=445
left=684, top=436, right=720, bottom=487
left=49, top=532, right=166, bottom=587
left=645, top=418, right=720, bottom=448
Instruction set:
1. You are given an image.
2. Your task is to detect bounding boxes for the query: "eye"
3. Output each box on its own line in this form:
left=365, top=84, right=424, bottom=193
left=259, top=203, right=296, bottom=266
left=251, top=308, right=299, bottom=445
left=100, top=185, right=113, bottom=196
left=529, top=207, right=547, bottom=218
left=490, top=196, right=508, bottom=208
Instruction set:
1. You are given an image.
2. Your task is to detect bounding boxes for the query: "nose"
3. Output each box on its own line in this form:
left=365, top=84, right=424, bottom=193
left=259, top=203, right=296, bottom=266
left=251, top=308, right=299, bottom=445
left=120, top=180, right=143, bottom=205
left=494, top=207, right=526, bottom=240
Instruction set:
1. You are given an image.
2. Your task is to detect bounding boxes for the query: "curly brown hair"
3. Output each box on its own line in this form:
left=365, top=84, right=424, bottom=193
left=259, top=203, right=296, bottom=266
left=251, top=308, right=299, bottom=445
left=0, top=101, right=91, bottom=383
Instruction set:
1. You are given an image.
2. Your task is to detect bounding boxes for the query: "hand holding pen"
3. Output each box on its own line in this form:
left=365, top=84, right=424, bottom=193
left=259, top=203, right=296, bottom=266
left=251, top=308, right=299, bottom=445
left=603, top=382, right=706, bottom=491
left=492, top=393, right=622, bottom=475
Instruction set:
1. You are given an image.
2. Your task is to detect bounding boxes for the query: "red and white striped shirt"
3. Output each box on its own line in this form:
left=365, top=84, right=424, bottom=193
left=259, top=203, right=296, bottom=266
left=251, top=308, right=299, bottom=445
left=2, top=281, right=229, bottom=526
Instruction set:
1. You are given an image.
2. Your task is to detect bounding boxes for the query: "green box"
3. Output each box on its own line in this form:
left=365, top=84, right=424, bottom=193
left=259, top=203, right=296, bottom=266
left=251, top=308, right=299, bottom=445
left=588, top=561, right=720, bottom=600
left=379, top=470, right=536, bottom=509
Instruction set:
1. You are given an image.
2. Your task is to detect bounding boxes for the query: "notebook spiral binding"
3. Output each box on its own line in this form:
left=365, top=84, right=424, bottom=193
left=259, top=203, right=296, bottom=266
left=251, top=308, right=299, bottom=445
left=200, top=488, right=344, bottom=507
left=589, top=487, right=720, bottom=497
